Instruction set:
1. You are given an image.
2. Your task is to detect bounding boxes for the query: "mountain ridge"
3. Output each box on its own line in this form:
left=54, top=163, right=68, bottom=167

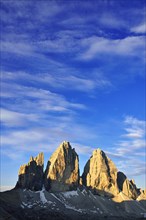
left=15, top=141, right=144, bottom=200
left=1, top=141, right=145, bottom=220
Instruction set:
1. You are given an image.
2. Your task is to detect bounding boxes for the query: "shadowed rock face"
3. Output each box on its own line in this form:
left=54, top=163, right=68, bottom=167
left=44, top=141, right=79, bottom=192
left=117, top=172, right=139, bottom=200
left=16, top=153, right=44, bottom=191
left=82, top=149, right=119, bottom=196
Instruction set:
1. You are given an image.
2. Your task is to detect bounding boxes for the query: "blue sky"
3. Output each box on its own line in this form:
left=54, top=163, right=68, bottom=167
left=0, top=0, right=146, bottom=191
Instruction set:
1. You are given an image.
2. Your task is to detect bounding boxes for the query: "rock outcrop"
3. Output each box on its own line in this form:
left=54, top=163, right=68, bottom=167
left=44, top=141, right=79, bottom=192
left=137, top=189, right=146, bottom=201
left=16, top=153, right=44, bottom=191
left=82, top=149, right=119, bottom=196
left=15, top=142, right=144, bottom=201
left=117, top=172, right=139, bottom=199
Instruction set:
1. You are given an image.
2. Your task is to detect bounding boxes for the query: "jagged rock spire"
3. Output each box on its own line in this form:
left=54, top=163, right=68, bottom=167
left=44, top=141, right=80, bottom=192
left=82, top=149, right=119, bottom=196
left=117, top=172, right=140, bottom=199
left=16, top=152, right=44, bottom=191
left=15, top=142, right=141, bottom=200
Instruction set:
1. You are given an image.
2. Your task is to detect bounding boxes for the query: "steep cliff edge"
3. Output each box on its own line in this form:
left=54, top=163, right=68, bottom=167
left=44, top=141, right=80, bottom=192
left=15, top=143, right=142, bottom=200
left=117, top=171, right=140, bottom=199
left=82, top=148, right=119, bottom=196
left=16, top=152, right=44, bottom=191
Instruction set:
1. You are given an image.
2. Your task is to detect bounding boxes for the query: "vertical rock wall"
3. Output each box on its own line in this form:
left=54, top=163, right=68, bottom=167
left=82, top=149, right=119, bottom=196
left=44, top=141, right=80, bottom=192
left=16, top=153, right=44, bottom=191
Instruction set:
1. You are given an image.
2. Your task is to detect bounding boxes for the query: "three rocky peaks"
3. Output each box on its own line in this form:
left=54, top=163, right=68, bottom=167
left=16, top=141, right=141, bottom=199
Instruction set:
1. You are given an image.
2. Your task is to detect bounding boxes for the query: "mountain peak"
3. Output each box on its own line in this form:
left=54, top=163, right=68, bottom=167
left=82, top=148, right=119, bottom=196
left=61, top=141, right=71, bottom=149
left=92, top=148, right=103, bottom=156
left=29, top=156, right=34, bottom=162
left=34, top=152, right=44, bottom=166
left=15, top=142, right=141, bottom=200
left=44, top=142, right=79, bottom=192
left=16, top=152, right=44, bottom=191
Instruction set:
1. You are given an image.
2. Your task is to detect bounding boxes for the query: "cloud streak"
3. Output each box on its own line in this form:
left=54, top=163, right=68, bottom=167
left=0, top=108, right=39, bottom=127
left=109, top=116, right=146, bottom=178
left=1, top=81, right=86, bottom=115
left=123, top=116, right=145, bottom=139
left=1, top=70, right=111, bottom=93
left=80, top=36, right=145, bottom=60
left=131, top=22, right=146, bottom=34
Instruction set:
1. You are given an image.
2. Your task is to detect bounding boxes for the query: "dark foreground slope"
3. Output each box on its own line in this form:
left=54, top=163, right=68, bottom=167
left=0, top=188, right=146, bottom=220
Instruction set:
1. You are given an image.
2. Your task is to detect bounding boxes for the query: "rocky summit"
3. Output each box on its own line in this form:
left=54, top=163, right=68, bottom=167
left=117, top=172, right=140, bottom=200
left=16, top=152, right=44, bottom=191
left=82, top=149, right=119, bottom=197
left=44, top=141, right=79, bottom=192
left=1, top=141, right=146, bottom=220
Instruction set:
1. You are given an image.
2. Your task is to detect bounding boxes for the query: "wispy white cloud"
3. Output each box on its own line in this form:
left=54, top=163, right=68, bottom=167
left=116, top=158, right=145, bottom=178
left=1, top=74, right=97, bottom=155
left=1, top=122, right=97, bottom=159
left=0, top=0, right=62, bottom=24
left=3, top=34, right=142, bottom=62
left=99, top=13, right=125, bottom=28
left=0, top=108, right=39, bottom=127
left=80, top=36, right=144, bottom=60
left=35, top=73, right=111, bottom=91
left=123, top=116, right=145, bottom=139
left=115, top=116, right=145, bottom=156
left=1, top=82, right=86, bottom=114
left=1, top=41, right=35, bottom=56
left=124, top=115, right=145, bottom=127
left=71, top=143, right=95, bottom=156
left=116, top=139, right=145, bottom=155
left=1, top=70, right=111, bottom=93
left=109, top=116, right=146, bottom=178
left=1, top=0, right=145, bottom=61
left=131, top=23, right=146, bottom=34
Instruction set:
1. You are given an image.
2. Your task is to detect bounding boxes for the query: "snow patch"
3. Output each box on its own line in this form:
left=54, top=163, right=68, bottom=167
left=62, top=191, right=78, bottom=198
left=51, top=193, right=82, bottom=213
left=40, top=190, right=47, bottom=204
left=81, top=189, right=87, bottom=196
left=27, top=204, right=33, bottom=208
left=51, top=193, right=64, bottom=204
left=22, top=202, right=33, bottom=209
left=65, top=204, right=82, bottom=213
left=22, top=202, right=28, bottom=206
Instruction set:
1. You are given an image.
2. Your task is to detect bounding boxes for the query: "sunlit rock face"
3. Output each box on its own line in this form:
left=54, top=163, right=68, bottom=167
left=15, top=142, right=142, bottom=200
left=44, top=141, right=80, bottom=192
left=82, top=149, right=119, bottom=196
left=16, top=153, right=44, bottom=191
left=137, top=189, right=146, bottom=201
left=117, top=172, right=140, bottom=200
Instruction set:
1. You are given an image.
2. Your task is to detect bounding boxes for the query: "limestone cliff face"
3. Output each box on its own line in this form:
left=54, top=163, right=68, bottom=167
left=137, top=189, right=146, bottom=201
left=82, top=149, right=119, bottom=196
left=44, top=141, right=79, bottom=192
left=16, top=153, right=44, bottom=191
left=15, top=143, right=143, bottom=200
left=117, top=172, right=139, bottom=200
